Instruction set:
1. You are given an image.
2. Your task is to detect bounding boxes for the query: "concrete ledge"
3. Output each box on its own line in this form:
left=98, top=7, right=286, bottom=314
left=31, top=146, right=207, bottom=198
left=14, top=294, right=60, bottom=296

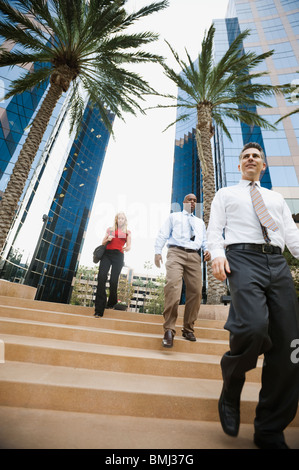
left=0, top=280, right=36, bottom=300
left=178, top=304, right=229, bottom=321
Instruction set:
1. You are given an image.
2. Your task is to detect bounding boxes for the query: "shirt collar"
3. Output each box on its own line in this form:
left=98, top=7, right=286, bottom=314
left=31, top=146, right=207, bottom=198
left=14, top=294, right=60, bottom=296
left=238, top=179, right=261, bottom=188
left=182, top=209, right=194, bottom=216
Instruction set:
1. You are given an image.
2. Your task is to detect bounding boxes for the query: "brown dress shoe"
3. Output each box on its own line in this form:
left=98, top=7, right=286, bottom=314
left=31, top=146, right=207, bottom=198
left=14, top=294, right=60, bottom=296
left=182, top=330, right=196, bottom=341
left=162, top=330, right=173, bottom=348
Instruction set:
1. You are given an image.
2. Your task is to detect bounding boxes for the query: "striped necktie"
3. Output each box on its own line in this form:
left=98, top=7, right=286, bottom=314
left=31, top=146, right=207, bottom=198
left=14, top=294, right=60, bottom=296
left=250, top=182, right=278, bottom=243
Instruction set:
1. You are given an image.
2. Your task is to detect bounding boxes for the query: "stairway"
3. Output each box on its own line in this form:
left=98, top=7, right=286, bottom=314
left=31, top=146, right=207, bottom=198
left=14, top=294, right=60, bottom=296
left=0, top=294, right=298, bottom=449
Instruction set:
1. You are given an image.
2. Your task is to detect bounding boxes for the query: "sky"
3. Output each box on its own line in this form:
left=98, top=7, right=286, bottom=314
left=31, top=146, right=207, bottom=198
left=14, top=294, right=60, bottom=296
left=79, top=0, right=229, bottom=276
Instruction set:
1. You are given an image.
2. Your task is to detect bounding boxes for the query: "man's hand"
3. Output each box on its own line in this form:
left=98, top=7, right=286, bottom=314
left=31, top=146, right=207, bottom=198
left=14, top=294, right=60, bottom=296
left=154, top=254, right=162, bottom=268
left=212, top=256, right=231, bottom=281
left=203, top=250, right=211, bottom=262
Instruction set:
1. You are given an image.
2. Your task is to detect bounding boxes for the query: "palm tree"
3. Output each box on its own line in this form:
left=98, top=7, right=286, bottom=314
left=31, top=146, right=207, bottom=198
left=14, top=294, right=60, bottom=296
left=0, top=0, right=168, bottom=253
left=155, top=24, right=291, bottom=304
left=276, top=70, right=299, bottom=123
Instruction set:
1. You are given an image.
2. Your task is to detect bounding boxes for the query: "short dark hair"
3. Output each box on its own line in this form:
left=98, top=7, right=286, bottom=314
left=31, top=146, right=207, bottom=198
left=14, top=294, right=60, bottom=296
left=239, top=142, right=265, bottom=162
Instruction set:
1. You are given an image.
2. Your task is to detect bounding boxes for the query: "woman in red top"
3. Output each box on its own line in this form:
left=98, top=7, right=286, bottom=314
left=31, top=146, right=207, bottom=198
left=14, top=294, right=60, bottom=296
left=94, top=212, right=131, bottom=317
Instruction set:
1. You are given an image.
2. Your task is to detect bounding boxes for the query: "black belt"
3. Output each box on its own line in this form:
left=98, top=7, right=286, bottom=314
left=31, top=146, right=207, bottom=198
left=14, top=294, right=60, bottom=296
left=226, top=243, right=282, bottom=255
left=168, top=245, right=200, bottom=254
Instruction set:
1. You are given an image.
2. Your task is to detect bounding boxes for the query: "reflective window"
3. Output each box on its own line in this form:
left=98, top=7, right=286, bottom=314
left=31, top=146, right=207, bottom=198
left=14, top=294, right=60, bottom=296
left=270, top=42, right=298, bottom=69
left=240, top=22, right=259, bottom=43
left=250, top=76, right=277, bottom=107
left=261, top=114, right=291, bottom=156
left=281, top=0, right=299, bottom=12
left=244, top=45, right=267, bottom=71
left=285, top=198, right=299, bottom=222
left=269, top=166, right=298, bottom=186
left=287, top=12, right=299, bottom=35
left=291, top=114, right=299, bottom=145
left=235, top=3, right=253, bottom=19
left=256, top=0, right=278, bottom=17
left=262, top=18, right=286, bottom=40
left=172, top=130, right=202, bottom=208
left=278, top=72, right=298, bottom=85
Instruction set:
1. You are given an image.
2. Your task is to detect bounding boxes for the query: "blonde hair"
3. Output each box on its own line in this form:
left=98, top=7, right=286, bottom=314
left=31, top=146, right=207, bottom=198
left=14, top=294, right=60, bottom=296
left=114, top=212, right=128, bottom=234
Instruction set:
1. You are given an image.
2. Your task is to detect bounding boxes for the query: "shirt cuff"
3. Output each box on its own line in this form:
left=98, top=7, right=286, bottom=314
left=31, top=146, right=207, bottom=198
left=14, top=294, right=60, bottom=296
left=210, top=248, right=226, bottom=260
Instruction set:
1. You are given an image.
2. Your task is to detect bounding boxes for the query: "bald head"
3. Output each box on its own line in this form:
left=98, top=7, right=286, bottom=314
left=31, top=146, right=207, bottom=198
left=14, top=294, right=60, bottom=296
left=183, top=194, right=197, bottom=213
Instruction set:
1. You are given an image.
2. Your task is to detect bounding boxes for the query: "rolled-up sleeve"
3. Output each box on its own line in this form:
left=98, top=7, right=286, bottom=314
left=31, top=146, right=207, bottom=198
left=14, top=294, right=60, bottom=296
left=283, top=200, right=299, bottom=259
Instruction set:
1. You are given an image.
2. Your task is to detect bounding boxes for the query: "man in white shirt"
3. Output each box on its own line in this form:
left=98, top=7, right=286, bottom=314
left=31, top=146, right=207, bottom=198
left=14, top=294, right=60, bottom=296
left=155, top=193, right=210, bottom=348
left=207, top=142, right=299, bottom=449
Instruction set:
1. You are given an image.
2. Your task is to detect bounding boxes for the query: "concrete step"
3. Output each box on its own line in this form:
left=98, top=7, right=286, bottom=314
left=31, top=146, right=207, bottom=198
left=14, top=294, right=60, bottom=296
left=1, top=362, right=298, bottom=428
left=0, top=317, right=229, bottom=355
left=1, top=406, right=298, bottom=449
left=1, top=333, right=262, bottom=382
left=0, top=296, right=227, bottom=328
left=0, top=361, right=267, bottom=425
left=0, top=305, right=228, bottom=339
left=0, top=292, right=297, bottom=449
left=0, top=294, right=229, bottom=322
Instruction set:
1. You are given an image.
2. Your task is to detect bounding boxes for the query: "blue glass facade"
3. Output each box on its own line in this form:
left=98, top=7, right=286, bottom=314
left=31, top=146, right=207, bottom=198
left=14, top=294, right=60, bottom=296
left=0, top=64, right=64, bottom=200
left=0, top=54, right=113, bottom=303
left=25, top=105, right=113, bottom=302
left=172, top=0, right=299, bottom=224
left=172, top=130, right=202, bottom=211
left=0, top=100, right=113, bottom=303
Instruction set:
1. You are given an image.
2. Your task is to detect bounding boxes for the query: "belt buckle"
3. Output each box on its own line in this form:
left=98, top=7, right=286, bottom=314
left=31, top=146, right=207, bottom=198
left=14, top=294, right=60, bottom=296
left=262, top=244, right=272, bottom=254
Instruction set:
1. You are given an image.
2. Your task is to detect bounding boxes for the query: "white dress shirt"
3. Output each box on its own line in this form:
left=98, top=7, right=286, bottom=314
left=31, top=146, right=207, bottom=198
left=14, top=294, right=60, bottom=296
left=207, top=179, right=299, bottom=260
left=155, top=210, right=208, bottom=254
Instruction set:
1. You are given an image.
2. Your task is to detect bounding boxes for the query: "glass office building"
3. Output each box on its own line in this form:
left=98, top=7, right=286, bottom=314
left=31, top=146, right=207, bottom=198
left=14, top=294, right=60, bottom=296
left=0, top=34, right=64, bottom=202
left=25, top=104, right=113, bottom=303
left=0, top=96, right=113, bottom=303
left=172, top=130, right=201, bottom=209
left=171, top=0, right=299, bottom=222
left=0, top=47, right=113, bottom=303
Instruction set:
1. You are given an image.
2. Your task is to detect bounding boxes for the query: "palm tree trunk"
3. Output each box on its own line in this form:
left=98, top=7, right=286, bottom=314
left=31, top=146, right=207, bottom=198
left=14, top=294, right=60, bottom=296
left=0, top=82, right=63, bottom=254
left=196, top=104, right=226, bottom=305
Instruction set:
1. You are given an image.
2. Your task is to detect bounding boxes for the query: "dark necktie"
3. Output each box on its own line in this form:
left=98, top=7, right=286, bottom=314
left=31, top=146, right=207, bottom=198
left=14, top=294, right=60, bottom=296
left=188, top=214, right=195, bottom=241
left=250, top=182, right=278, bottom=243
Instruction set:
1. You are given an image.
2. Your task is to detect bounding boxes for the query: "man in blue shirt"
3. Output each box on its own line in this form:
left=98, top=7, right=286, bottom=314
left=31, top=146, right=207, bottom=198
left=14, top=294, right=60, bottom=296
left=154, top=193, right=210, bottom=348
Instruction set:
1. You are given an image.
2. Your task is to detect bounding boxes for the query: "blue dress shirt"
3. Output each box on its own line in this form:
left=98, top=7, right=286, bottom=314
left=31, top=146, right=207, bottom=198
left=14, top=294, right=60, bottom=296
left=155, top=210, right=208, bottom=254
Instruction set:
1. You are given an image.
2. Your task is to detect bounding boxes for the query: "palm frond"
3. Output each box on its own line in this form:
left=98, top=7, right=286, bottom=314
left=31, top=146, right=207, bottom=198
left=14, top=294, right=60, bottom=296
left=4, top=65, right=52, bottom=98
left=275, top=108, right=299, bottom=123
left=123, top=1, right=169, bottom=27
left=0, top=49, right=51, bottom=68
left=157, top=22, right=289, bottom=136
left=197, top=25, right=214, bottom=98
left=0, top=0, right=169, bottom=136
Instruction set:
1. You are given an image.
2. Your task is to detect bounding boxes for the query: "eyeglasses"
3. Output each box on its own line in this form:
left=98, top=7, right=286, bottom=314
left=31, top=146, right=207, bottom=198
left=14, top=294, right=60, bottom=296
left=241, top=153, right=262, bottom=160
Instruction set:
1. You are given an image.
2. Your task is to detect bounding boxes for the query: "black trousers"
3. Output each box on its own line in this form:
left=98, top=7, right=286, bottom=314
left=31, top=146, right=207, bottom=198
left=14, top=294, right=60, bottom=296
left=94, top=249, right=124, bottom=315
left=223, top=249, right=299, bottom=441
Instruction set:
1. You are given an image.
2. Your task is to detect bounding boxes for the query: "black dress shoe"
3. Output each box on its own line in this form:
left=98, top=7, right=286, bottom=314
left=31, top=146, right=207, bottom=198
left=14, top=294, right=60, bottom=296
left=162, top=330, right=173, bottom=348
left=94, top=312, right=103, bottom=318
left=182, top=330, right=196, bottom=341
left=218, top=385, right=241, bottom=437
left=254, top=435, right=289, bottom=449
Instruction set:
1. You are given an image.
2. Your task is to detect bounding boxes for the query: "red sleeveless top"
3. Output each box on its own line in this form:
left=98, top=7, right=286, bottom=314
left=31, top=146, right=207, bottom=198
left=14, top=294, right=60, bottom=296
left=106, top=228, right=130, bottom=253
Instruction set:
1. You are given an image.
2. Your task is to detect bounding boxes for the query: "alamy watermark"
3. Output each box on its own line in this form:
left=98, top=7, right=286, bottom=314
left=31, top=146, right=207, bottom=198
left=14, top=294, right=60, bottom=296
left=290, top=339, right=299, bottom=364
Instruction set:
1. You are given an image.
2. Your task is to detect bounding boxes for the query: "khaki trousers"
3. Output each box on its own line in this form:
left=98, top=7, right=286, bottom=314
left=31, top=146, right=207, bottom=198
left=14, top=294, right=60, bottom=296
left=163, top=247, right=202, bottom=335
